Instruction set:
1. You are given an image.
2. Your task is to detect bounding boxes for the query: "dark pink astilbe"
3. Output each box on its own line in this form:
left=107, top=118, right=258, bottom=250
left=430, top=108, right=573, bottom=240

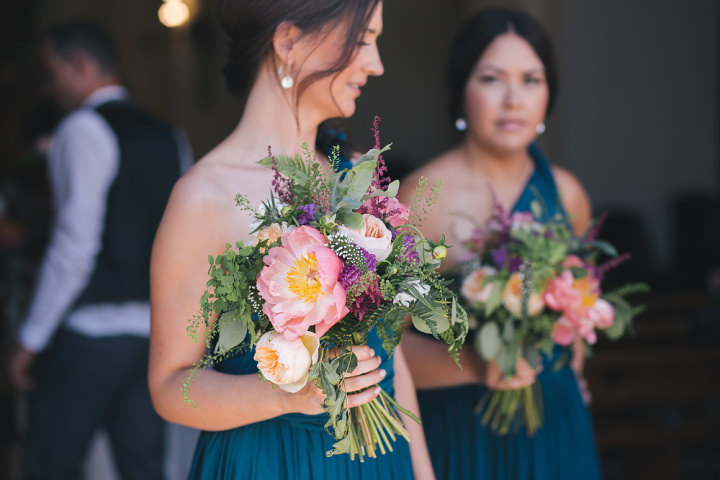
left=594, top=252, right=632, bottom=281
left=583, top=211, right=607, bottom=242
left=359, top=116, right=392, bottom=218
left=268, top=146, right=294, bottom=204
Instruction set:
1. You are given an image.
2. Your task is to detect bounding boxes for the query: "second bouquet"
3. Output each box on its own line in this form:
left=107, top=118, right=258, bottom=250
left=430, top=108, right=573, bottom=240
left=184, top=142, right=468, bottom=461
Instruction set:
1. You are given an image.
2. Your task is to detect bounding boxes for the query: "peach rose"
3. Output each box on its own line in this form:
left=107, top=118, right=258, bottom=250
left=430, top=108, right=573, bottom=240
left=337, top=214, right=393, bottom=261
left=254, top=330, right=320, bottom=393
left=501, top=272, right=545, bottom=317
left=461, top=266, right=496, bottom=304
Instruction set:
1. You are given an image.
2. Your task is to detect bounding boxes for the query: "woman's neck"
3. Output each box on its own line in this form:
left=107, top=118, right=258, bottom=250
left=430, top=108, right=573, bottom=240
left=225, top=71, right=321, bottom=165
left=460, top=137, right=533, bottom=183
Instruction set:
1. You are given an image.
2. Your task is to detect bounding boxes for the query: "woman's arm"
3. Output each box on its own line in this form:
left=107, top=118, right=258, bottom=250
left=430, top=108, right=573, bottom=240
left=393, top=346, right=435, bottom=480
left=402, top=331, right=483, bottom=389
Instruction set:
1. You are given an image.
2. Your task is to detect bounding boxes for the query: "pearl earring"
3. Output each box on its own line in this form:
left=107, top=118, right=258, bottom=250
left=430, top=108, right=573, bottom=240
left=455, top=118, right=467, bottom=132
left=536, top=122, right=546, bottom=135
left=278, top=64, right=294, bottom=89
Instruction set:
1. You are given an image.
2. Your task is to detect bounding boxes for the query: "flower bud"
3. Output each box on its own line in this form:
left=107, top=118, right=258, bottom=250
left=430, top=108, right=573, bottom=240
left=432, top=245, right=447, bottom=260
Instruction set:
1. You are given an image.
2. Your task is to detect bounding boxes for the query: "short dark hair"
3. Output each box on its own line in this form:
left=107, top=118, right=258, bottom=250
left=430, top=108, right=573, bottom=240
left=448, top=8, right=557, bottom=123
left=46, top=20, right=117, bottom=74
left=218, top=0, right=381, bottom=100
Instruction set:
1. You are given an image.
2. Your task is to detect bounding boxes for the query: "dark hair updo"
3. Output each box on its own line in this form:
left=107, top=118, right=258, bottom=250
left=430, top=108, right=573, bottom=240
left=448, top=8, right=557, bottom=124
left=218, top=0, right=381, bottom=99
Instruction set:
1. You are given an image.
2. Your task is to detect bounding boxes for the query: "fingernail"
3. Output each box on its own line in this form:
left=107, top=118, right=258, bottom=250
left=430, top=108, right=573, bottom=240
left=374, top=387, right=381, bottom=395
left=369, top=349, right=375, bottom=356
left=379, top=369, right=387, bottom=378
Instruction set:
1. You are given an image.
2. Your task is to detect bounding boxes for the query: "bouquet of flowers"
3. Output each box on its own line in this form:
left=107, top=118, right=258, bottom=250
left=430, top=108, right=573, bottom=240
left=460, top=200, right=647, bottom=435
left=184, top=132, right=468, bottom=461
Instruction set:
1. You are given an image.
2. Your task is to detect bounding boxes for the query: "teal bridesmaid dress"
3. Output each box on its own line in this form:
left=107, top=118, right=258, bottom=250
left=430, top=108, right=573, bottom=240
left=188, top=323, right=414, bottom=480
left=417, top=144, right=602, bottom=480
left=189, top=134, right=414, bottom=479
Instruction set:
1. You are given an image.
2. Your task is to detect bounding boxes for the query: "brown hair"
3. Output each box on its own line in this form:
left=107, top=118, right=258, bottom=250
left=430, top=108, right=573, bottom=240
left=218, top=0, right=381, bottom=103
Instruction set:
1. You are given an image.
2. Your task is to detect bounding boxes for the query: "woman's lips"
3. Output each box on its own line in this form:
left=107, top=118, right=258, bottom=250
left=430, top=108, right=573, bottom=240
left=496, top=119, right=526, bottom=131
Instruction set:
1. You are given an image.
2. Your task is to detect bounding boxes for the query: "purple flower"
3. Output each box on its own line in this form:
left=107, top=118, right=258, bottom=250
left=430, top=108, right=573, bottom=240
left=338, top=247, right=377, bottom=291
left=296, top=204, right=316, bottom=225
left=492, top=247, right=508, bottom=269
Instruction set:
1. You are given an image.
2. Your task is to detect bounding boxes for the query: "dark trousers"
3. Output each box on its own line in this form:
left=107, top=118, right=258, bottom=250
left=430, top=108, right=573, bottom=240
left=24, top=329, right=164, bottom=480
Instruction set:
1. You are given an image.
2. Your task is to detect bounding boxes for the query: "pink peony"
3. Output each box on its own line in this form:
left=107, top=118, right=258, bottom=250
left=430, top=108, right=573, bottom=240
left=586, top=298, right=615, bottom=329
left=256, top=226, right=349, bottom=341
left=543, top=270, right=582, bottom=312
left=551, top=316, right=576, bottom=346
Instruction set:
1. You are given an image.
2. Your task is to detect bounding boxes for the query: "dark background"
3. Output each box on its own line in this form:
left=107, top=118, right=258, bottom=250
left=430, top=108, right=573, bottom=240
left=1, top=0, right=719, bottom=478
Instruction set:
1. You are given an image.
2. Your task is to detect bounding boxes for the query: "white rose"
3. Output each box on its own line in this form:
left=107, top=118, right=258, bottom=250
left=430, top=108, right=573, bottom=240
left=337, top=214, right=393, bottom=261
left=253, top=331, right=319, bottom=393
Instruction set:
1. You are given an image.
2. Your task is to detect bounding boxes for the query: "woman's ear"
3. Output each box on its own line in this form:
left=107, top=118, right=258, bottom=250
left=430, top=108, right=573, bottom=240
left=272, top=21, right=303, bottom=65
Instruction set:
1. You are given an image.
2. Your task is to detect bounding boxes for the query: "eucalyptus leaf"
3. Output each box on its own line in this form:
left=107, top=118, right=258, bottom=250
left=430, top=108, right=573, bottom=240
left=496, top=342, right=520, bottom=375
left=213, top=313, right=248, bottom=353
left=476, top=322, right=501, bottom=360
left=484, top=280, right=504, bottom=317
left=336, top=206, right=364, bottom=229
left=354, top=143, right=392, bottom=165
left=338, top=160, right=376, bottom=203
left=523, top=345, right=541, bottom=370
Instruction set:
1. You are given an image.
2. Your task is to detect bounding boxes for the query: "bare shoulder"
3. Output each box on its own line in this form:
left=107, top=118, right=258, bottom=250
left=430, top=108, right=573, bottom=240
left=398, top=149, right=462, bottom=204
left=552, top=165, right=592, bottom=234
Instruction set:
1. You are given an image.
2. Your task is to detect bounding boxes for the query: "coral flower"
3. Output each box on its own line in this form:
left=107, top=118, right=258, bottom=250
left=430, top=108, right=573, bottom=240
left=256, top=226, right=349, bottom=341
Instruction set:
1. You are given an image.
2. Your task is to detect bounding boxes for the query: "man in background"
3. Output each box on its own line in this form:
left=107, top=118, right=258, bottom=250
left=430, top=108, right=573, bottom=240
left=8, top=20, right=191, bottom=479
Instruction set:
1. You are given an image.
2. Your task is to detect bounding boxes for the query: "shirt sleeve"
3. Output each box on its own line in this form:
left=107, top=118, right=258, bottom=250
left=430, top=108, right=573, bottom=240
left=18, top=109, right=119, bottom=352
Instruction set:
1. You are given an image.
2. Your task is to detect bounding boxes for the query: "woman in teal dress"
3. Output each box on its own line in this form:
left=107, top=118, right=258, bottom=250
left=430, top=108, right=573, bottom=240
left=399, top=8, right=601, bottom=480
left=148, top=1, right=433, bottom=478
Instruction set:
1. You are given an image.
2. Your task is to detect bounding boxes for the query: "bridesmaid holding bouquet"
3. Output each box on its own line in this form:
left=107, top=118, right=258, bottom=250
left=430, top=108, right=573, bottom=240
left=399, top=8, right=602, bottom=480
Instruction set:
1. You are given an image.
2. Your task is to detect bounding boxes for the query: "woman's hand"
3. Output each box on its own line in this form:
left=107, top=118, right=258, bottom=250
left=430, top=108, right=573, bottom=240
left=284, top=345, right=383, bottom=415
left=484, top=357, right=539, bottom=390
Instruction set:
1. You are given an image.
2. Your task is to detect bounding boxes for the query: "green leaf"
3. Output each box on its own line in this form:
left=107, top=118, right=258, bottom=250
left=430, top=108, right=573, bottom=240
left=213, top=312, right=248, bottom=353
left=336, top=206, right=364, bottom=229
left=476, top=322, right=501, bottom=360
left=484, top=280, right=504, bottom=317
left=258, top=154, right=308, bottom=185
left=496, top=341, right=520, bottom=375
left=338, top=160, right=376, bottom=203
left=419, top=310, right=451, bottom=335
left=523, top=344, right=541, bottom=369
left=354, top=143, right=392, bottom=166
left=569, top=266, right=588, bottom=279
left=364, top=180, right=400, bottom=199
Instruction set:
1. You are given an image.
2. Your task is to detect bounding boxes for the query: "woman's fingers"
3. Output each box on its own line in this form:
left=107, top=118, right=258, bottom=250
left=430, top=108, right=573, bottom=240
left=343, top=367, right=386, bottom=393
left=346, top=385, right=381, bottom=408
left=348, top=345, right=375, bottom=362
left=347, top=354, right=382, bottom=377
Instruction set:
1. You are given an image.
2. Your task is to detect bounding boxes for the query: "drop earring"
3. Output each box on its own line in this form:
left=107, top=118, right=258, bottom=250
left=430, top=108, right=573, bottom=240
left=279, top=64, right=294, bottom=89
left=455, top=118, right=467, bottom=132
left=536, top=122, right=546, bottom=135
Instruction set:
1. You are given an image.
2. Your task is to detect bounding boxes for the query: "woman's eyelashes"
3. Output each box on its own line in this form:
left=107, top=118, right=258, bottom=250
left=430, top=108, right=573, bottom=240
left=477, top=74, right=544, bottom=85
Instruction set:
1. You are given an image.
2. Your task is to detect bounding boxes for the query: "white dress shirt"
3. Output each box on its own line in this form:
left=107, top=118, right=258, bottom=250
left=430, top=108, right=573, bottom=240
left=18, top=85, right=192, bottom=352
